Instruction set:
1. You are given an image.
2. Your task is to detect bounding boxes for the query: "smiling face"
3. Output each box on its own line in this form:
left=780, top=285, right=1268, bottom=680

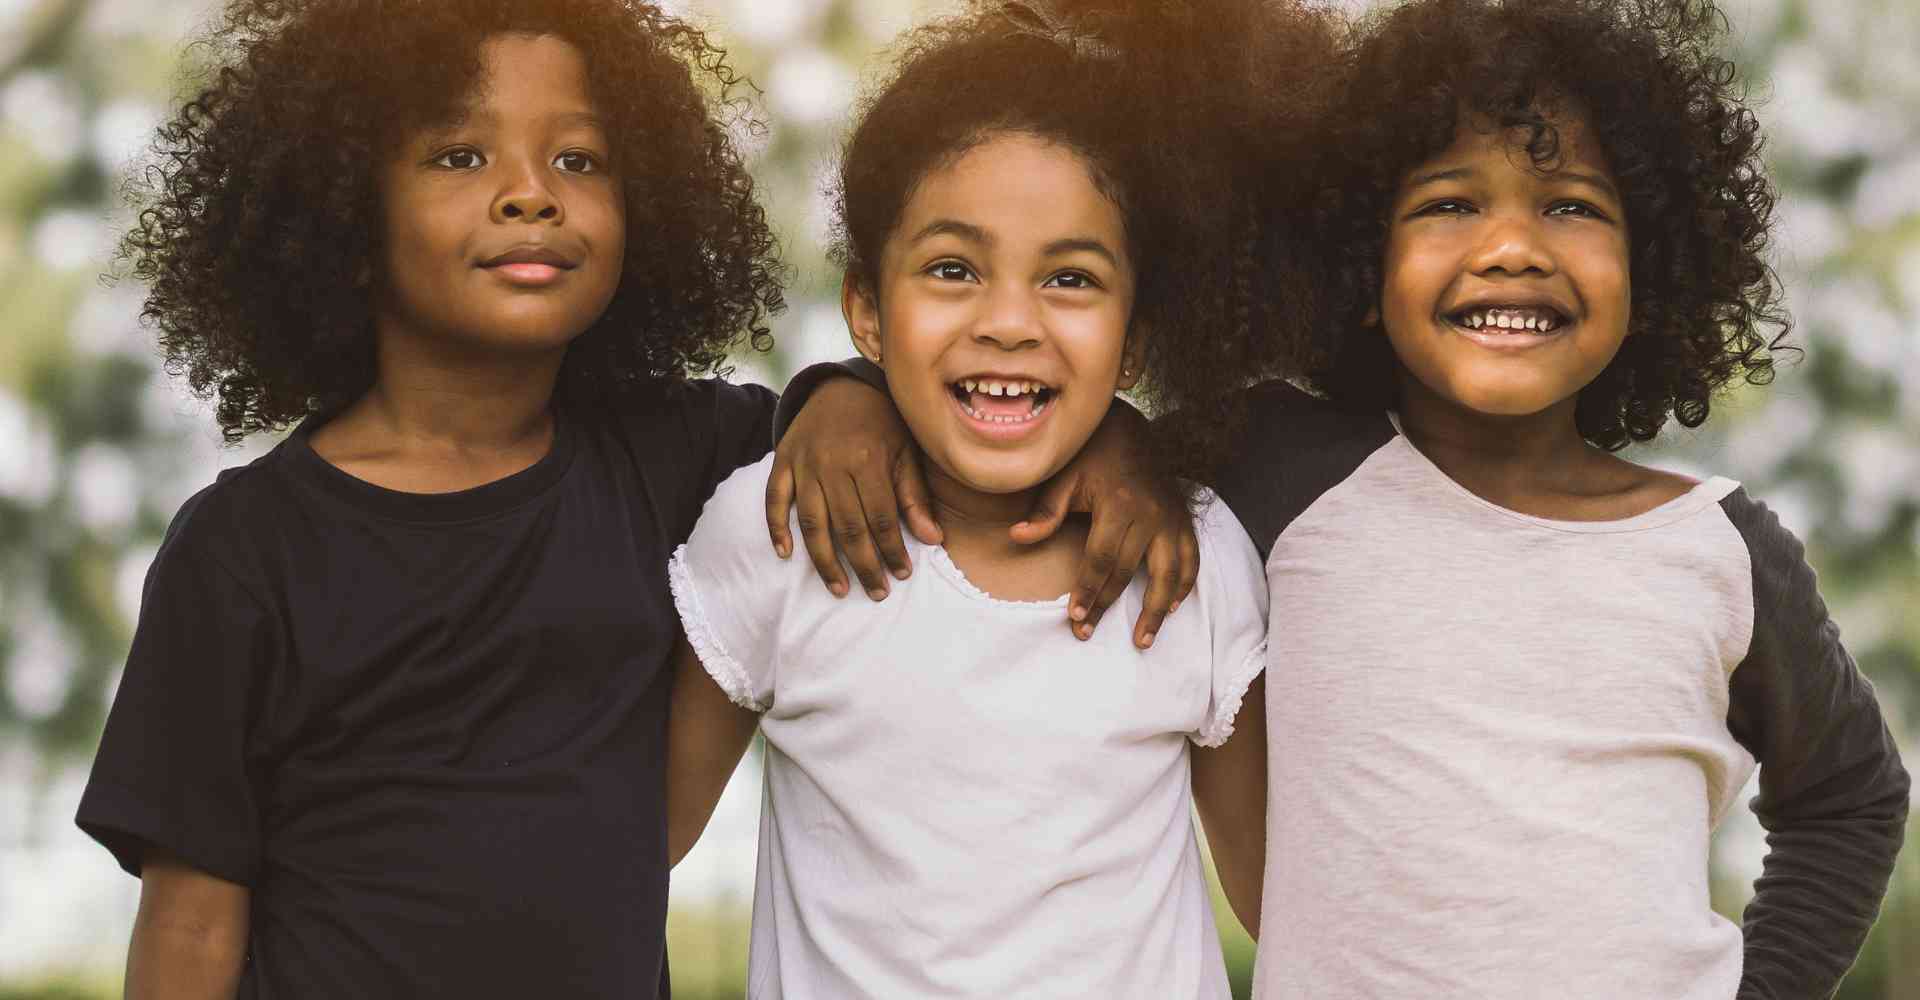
left=1379, top=112, right=1631, bottom=422
left=844, top=131, right=1140, bottom=497
left=374, top=33, right=624, bottom=357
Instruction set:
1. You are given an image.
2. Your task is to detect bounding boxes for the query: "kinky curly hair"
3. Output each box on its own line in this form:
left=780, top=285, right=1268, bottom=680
left=121, top=0, right=783, bottom=442
left=1307, top=0, right=1788, bottom=450
left=831, top=0, right=1340, bottom=497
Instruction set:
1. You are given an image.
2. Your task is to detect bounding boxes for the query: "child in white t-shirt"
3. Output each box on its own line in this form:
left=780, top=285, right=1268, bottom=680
left=660, top=2, right=1337, bottom=995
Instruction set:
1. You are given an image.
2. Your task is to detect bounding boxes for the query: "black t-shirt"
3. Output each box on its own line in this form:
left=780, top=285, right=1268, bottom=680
left=77, top=379, right=776, bottom=999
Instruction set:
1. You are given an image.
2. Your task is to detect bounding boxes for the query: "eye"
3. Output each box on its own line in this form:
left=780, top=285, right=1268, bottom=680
left=430, top=147, right=485, bottom=170
left=1546, top=200, right=1608, bottom=221
left=1412, top=198, right=1474, bottom=217
left=555, top=150, right=602, bottom=174
left=1043, top=270, right=1099, bottom=290
left=925, top=260, right=977, bottom=283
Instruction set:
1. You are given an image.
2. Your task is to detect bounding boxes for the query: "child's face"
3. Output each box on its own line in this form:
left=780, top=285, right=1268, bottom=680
left=1378, top=113, right=1631, bottom=421
left=375, top=34, right=624, bottom=356
left=844, top=132, right=1139, bottom=497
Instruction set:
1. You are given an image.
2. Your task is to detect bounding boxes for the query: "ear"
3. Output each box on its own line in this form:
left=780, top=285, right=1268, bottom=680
left=841, top=272, right=884, bottom=364
left=1116, top=329, right=1147, bottom=390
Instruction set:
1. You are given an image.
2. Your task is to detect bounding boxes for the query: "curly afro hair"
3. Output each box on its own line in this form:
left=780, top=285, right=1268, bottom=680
left=831, top=0, right=1340, bottom=499
left=1306, top=0, right=1789, bottom=449
left=120, top=0, right=784, bottom=442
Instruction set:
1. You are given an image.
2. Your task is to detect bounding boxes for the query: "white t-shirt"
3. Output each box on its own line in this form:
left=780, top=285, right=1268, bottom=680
left=670, top=454, right=1269, bottom=999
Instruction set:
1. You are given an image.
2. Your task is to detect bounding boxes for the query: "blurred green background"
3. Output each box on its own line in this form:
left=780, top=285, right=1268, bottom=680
left=0, top=0, right=1914, bottom=996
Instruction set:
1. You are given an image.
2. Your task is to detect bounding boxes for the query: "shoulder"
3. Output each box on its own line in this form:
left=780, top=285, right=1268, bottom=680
left=1713, top=486, right=1823, bottom=621
left=596, top=377, right=777, bottom=443
left=149, top=447, right=300, bottom=579
left=1207, top=379, right=1398, bottom=561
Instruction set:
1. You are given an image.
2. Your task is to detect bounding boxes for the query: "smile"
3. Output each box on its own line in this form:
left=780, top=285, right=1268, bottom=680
left=947, top=376, right=1056, bottom=424
left=1445, top=305, right=1568, bottom=332
left=945, top=375, right=1058, bottom=441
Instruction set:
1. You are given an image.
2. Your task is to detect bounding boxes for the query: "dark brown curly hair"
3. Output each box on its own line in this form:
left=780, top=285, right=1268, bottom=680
left=1305, top=0, right=1789, bottom=449
left=119, top=0, right=784, bottom=442
left=831, top=0, right=1340, bottom=498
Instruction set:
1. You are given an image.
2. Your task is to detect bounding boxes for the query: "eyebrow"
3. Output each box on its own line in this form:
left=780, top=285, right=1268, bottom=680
left=908, top=218, right=989, bottom=247
left=1403, top=163, right=1621, bottom=201
left=437, top=109, right=607, bottom=131
left=1041, top=237, right=1120, bottom=267
left=907, top=220, right=1117, bottom=265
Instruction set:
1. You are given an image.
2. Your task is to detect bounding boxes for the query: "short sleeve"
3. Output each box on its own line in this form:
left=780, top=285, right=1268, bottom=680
left=75, top=505, right=275, bottom=884
left=668, top=454, right=789, bottom=712
left=1188, top=495, right=1271, bottom=748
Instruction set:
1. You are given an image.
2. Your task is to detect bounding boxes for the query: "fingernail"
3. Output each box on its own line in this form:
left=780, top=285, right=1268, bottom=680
left=830, top=581, right=848, bottom=597
left=1070, top=605, right=1088, bottom=622
left=776, top=543, right=791, bottom=559
left=1169, top=600, right=1182, bottom=614
left=867, top=587, right=888, bottom=601
left=893, top=566, right=911, bottom=580
left=1140, top=632, right=1156, bottom=649
left=1075, top=624, right=1091, bottom=640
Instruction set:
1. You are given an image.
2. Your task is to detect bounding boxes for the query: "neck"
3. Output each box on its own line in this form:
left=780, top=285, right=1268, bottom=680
left=1394, top=372, right=1597, bottom=499
left=924, top=463, right=1043, bottom=545
left=341, top=322, right=569, bottom=451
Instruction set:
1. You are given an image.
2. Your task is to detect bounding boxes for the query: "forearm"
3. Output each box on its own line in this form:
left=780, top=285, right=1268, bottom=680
left=665, top=639, right=761, bottom=867
left=1191, top=677, right=1268, bottom=936
left=1738, top=776, right=1908, bottom=998
left=125, top=856, right=249, bottom=1000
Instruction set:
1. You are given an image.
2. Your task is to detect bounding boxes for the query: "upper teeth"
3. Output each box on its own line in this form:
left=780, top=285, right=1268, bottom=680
left=1458, top=307, right=1559, bottom=331
left=960, top=378, right=1045, bottom=396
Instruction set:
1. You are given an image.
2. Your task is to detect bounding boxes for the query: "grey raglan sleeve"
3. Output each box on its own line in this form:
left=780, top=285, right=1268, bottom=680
left=1720, top=489, right=1909, bottom=1000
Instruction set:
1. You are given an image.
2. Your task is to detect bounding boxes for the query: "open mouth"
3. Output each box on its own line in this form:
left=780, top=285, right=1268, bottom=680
left=1445, top=304, right=1570, bottom=333
left=947, top=376, right=1057, bottom=424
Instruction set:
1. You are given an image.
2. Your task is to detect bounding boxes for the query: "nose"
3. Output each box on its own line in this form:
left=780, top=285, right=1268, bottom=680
left=1466, top=211, right=1554, bottom=278
left=973, top=284, right=1044, bottom=351
left=491, top=157, right=563, bottom=225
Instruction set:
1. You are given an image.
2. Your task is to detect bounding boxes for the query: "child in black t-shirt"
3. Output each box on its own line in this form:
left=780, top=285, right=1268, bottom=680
left=78, top=1, right=1191, bottom=996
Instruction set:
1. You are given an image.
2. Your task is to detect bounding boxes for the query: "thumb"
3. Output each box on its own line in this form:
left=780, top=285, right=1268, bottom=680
left=1010, top=469, right=1081, bottom=545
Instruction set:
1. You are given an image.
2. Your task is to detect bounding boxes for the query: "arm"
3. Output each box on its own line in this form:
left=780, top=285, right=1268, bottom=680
left=1012, top=401, right=1199, bottom=647
left=1191, top=674, right=1267, bottom=937
left=665, top=636, right=761, bottom=867
left=767, top=367, right=941, bottom=601
left=1719, top=492, right=1909, bottom=999
left=125, top=851, right=249, bottom=1000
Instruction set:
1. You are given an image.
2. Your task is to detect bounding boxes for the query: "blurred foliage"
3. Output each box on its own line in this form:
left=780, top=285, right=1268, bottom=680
left=0, top=0, right=1914, bottom=995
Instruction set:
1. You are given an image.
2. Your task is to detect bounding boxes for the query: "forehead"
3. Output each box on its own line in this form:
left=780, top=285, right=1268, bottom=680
left=1413, top=110, right=1614, bottom=184
left=898, top=133, right=1125, bottom=242
left=465, top=33, right=596, bottom=113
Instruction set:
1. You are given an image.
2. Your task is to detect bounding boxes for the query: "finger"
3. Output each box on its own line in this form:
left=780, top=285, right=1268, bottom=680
left=1133, top=535, right=1181, bottom=649
left=1010, top=469, right=1081, bottom=546
left=1170, top=527, right=1201, bottom=614
left=793, top=477, right=848, bottom=598
left=826, top=472, right=892, bottom=601
left=892, top=450, right=943, bottom=546
left=764, top=451, right=798, bottom=559
left=1067, top=505, right=1128, bottom=639
left=851, top=461, right=913, bottom=581
left=1084, top=520, right=1151, bottom=642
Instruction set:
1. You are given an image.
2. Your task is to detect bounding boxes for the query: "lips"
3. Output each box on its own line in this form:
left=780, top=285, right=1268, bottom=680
left=481, top=245, right=577, bottom=270
left=480, top=245, right=578, bottom=287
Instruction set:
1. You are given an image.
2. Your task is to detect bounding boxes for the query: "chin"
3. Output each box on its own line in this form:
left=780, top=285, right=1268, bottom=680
left=939, top=450, right=1062, bottom=495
